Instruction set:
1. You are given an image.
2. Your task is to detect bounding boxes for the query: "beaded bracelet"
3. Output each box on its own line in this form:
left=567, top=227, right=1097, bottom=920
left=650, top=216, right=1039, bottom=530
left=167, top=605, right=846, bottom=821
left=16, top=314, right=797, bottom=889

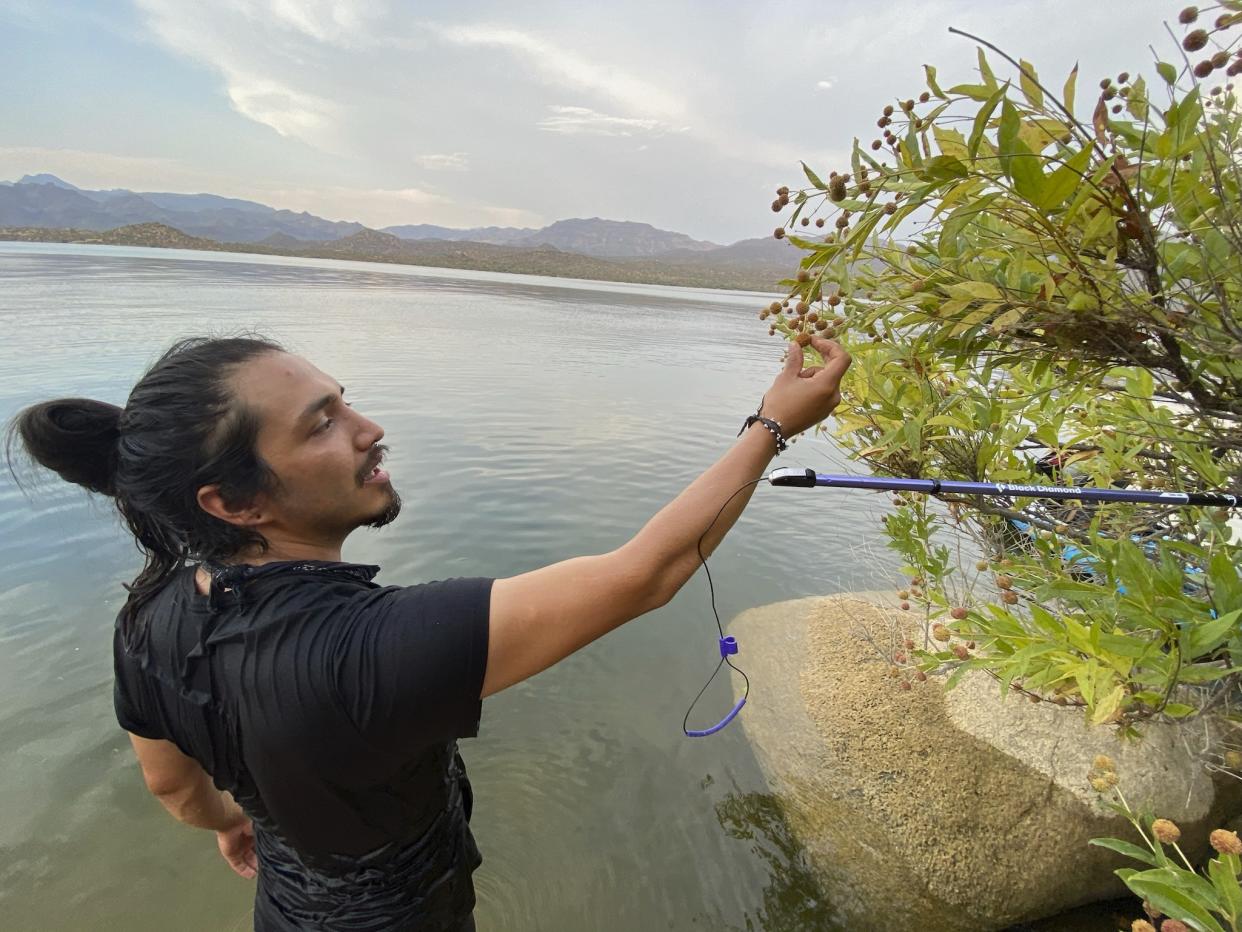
left=737, top=408, right=787, bottom=453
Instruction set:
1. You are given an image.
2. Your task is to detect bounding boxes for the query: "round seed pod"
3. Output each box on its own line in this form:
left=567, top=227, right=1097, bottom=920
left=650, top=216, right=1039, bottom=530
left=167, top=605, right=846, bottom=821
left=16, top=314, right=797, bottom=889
left=769, top=301, right=782, bottom=312
left=827, top=293, right=841, bottom=306
left=900, top=601, right=910, bottom=611
left=835, top=216, right=849, bottom=229
left=1001, top=590, right=1019, bottom=605
left=771, top=200, right=782, bottom=212
left=884, top=202, right=897, bottom=215
left=1213, top=50, right=1230, bottom=68
left=828, top=176, right=848, bottom=201
left=996, top=575, right=1013, bottom=590
left=796, top=301, right=809, bottom=314
left=1112, top=103, right=1123, bottom=113
left=773, top=227, right=785, bottom=239
left=814, top=319, right=827, bottom=330
left=1103, top=86, right=1117, bottom=99
left=950, top=607, right=968, bottom=620
left=1099, top=78, right=1112, bottom=90
left=794, top=332, right=812, bottom=347
left=1179, top=6, right=1198, bottom=24
left=776, top=186, right=790, bottom=196
left=1195, top=59, right=1215, bottom=78
left=1217, top=13, right=1233, bottom=28
left=1229, top=59, right=1242, bottom=76
left=801, top=217, right=810, bottom=226
left=976, top=560, right=989, bottom=571
left=883, top=104, right=894, bottom=117
left=872, top=139, right=883, bottom=150
left=797, top=269, right=811, bottom=282
left=919, top=91, right=930, bottom=102
left=1117, top=71, right=1130, bottom=84
left=902, top=98, right=914, bottom=111
left=806, top=312, right=819, bottom=323
left=758, top=310, right=768, bottom=320
left=815, top=217, right=826, bottom=228
left=1184, top=28, right=1209, bottom=52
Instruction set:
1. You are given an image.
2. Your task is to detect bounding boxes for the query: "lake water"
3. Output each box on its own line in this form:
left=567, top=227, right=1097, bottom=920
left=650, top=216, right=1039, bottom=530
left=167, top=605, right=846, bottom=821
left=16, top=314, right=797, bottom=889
left=0, top=243, right=902, bottom=931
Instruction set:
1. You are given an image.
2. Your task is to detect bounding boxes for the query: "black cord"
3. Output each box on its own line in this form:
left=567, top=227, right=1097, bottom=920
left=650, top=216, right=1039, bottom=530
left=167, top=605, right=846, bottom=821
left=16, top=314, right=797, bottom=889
left=682, top=478, right=763, bottom=735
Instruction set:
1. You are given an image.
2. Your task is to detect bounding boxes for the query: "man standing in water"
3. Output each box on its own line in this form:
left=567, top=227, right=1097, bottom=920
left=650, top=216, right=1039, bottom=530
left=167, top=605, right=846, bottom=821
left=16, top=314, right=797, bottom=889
left=8, top=333, right=849, bottom=930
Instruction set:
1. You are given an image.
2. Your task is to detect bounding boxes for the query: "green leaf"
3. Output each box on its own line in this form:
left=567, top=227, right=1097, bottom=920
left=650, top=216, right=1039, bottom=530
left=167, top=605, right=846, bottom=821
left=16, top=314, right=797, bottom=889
left=969, top=84, right=1010, bottom=159
left=802, top=161, right=827, bottom=191
left=978, top=48, right=998, bottom=89
left=1123, top=871, right=1226, bottom=932
left=1010, top=147, right=1046, bottom=202
left=925, top=64, right=946, bottom=99
left=1063, top=63, right=1078, bottom=116
left=1019, top=59, right=1044, bottom=108
left=1208, top=857, right=1242, bottom=923
left=1180, top=610, right=1242, bottom=661
left=998, top=100, right=1022, bottom=174
left=1092, top=683, right=1125, bottom=724
left=1038, top=146, right=1092, bottom=211
left=923, top=155, right=969, bottom=181
left=1163, top=703, right=1197, bottom=718
left=1157, top=61, right=1178, bottom=85
left=1089, top=837, right=1159, bottom=867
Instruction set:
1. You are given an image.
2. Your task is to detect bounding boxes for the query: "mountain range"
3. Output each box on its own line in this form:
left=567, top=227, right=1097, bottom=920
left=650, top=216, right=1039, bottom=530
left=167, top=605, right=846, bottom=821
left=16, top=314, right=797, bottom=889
left=0, top=174, right=800, bottom=290
left=0, top=174, right=789, bottom=259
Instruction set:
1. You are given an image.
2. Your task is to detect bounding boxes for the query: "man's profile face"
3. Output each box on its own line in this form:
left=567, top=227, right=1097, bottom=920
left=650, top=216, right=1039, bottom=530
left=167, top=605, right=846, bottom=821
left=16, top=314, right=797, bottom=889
left=229, top=351, right=401, bottom=541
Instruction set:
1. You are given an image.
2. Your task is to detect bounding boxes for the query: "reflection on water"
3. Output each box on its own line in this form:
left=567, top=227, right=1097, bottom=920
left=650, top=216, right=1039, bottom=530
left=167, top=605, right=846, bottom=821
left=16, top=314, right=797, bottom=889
left=0, top=243, right=904, bottom=931
left=709, top=790, right=839, bottom=932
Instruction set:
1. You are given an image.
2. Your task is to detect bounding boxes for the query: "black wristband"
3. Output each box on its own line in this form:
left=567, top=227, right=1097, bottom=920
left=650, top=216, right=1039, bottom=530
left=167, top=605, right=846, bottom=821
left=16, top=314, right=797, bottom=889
left=738, top=411, right=787, bottom=453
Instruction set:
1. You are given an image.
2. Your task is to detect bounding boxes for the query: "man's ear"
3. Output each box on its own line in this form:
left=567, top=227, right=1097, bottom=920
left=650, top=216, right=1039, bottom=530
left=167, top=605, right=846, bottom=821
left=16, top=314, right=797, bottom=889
left=196, top=484, right=265, bottom=527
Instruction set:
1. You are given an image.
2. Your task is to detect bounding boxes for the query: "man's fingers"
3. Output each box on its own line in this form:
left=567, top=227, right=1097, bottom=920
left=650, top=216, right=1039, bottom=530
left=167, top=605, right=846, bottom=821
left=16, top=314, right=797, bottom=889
left=782, top=341, right=805, bottom=377
left=808, top=337, right=851, bottom=381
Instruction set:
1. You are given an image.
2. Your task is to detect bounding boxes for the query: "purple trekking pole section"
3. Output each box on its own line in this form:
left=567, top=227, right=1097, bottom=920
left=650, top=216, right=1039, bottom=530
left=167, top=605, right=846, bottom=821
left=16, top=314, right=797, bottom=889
left=766, top=467, right=1240, bottom=509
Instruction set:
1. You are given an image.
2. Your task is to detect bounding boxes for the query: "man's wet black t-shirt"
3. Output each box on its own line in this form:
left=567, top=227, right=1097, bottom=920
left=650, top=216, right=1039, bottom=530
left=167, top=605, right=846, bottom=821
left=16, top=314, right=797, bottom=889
left=112, top=560, right=492, bottom=931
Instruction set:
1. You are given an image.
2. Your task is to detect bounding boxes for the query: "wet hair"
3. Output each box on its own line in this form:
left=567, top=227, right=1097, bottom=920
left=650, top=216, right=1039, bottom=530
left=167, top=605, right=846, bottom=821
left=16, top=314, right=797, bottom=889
left=5, top=335, right=284, bottom=627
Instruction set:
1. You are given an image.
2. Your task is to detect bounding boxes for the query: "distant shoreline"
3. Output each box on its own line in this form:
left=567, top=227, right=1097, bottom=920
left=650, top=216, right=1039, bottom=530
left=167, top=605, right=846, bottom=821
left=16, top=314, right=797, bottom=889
left=0, top=223, right=790, bottom=294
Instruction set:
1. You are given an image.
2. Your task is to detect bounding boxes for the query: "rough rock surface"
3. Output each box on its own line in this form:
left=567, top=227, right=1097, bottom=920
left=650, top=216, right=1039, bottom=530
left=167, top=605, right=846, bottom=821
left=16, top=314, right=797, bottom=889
left=729, top=592, right=1242, bottom=931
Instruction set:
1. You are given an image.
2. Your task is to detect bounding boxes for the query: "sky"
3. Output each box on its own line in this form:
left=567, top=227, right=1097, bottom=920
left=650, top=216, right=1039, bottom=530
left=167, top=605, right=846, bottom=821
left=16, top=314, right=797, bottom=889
left=1, top=0, right=1178, bottom=243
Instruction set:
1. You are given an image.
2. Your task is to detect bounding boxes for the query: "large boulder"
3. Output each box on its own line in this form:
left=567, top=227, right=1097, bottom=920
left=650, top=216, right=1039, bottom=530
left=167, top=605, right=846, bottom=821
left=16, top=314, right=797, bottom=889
left=729, top=592, right=1242, bottom=931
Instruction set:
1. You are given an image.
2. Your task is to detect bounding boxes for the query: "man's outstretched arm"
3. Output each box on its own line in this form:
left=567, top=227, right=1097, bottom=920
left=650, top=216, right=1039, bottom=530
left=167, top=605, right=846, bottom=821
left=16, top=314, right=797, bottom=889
left=482, top=336, right=849, bottom=698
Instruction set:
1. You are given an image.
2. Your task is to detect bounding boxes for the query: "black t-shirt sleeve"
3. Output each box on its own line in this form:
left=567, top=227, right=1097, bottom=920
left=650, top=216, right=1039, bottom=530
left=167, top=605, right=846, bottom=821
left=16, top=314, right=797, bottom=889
left=330, top=577, right=493, bottom=750
left=112, top=627, right=165, bottom=740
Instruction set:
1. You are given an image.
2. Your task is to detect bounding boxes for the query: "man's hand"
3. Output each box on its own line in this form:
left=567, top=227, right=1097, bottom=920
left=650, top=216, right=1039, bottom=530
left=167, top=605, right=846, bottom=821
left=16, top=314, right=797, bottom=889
left=217, top=816, right=257, bottom=879
left=759, top=336, right=851, bottom=439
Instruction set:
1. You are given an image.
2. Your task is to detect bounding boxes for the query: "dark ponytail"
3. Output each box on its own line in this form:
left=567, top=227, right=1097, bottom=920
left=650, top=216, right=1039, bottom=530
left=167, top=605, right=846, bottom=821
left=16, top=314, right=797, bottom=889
left=5, top=335, right=285, bottom=629
left=7, top=398, right=123, bottom=496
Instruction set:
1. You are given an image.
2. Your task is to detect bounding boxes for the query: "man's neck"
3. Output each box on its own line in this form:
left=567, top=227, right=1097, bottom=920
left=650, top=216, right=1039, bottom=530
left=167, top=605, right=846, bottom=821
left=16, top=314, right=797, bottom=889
left=229, top=534, right=345, bottom=566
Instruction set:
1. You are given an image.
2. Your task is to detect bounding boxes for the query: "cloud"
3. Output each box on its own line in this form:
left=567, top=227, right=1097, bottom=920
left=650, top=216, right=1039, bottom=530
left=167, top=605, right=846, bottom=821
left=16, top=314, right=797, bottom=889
left=416, top=152, right=470, bottom=171
left=432, top=23, right=685, bottom=120
left=816, top=79, right=836, bottom=91
left=536, top=106, right=688, bottom=137
left=221, top=0, right=383, bottom=47
left=134, top=0, right=357, bottom=149
left=225, top=77, right=338, bottom=139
